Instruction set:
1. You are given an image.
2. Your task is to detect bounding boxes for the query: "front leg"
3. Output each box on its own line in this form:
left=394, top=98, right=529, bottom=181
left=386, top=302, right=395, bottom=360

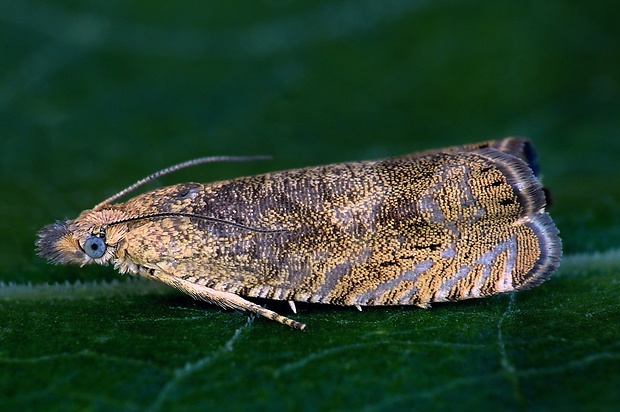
left=153, top=271, right=307, bottom=331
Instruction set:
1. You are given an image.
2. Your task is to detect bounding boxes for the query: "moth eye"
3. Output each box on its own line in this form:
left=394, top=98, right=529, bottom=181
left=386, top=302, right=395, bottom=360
left=83, top=236, right=106, bottom=259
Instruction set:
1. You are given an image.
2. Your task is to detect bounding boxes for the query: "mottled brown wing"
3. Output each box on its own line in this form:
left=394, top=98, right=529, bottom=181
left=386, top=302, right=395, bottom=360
left=400, top=137, right=539, bottom=175
left=119, top=141, right=560, bottom=308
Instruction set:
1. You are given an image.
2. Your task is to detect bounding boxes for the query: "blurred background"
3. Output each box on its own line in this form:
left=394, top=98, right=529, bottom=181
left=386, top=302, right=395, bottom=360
left=1, top=2, right=620, bottom=411
left=2, top=1, right=619, bottom=284
left=0, top=0, right=618, bottom=284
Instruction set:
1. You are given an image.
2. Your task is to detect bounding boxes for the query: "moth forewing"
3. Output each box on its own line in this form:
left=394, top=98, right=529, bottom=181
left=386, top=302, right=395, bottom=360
left=36, top=137, right=561, bottom=330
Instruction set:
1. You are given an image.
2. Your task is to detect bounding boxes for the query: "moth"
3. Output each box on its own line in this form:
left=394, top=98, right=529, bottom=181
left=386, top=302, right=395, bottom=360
left=37, top=138, right=561, bottom=330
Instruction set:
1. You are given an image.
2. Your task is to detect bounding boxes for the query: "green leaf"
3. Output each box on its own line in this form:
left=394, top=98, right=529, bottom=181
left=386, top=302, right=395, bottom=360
left=1, top=1, right=619, bottom=411
left=2, top=253, right=619, bottom=411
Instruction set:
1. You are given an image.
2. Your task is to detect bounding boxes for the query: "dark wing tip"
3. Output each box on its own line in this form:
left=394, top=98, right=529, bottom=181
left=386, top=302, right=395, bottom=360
left=488, top=137, right=540, bottom=176
left=475, top=147, right=547, bottom=217
left=520, top=211, right=562, bottom=289
left=474, top=146, right=562, bottom=288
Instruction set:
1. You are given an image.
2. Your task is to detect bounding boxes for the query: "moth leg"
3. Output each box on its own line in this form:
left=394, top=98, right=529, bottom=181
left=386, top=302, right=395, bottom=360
left=154, top=273, right=306, bottom=330
left=355, top=304, right=362, bottom=312
left=288, top=301, right=297, bottom=314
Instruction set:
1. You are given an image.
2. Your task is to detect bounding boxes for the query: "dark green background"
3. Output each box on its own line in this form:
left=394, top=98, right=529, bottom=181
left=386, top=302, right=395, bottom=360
left=1, top=1, right=619, bottom=411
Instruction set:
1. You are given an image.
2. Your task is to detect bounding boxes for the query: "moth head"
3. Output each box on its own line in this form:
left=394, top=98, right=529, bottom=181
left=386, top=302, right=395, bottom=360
left=36, top=209, right=129, bottom=267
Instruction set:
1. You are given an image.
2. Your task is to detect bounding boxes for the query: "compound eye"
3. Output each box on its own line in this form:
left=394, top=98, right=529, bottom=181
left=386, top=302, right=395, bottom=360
left=83, top=236, right=106, bottom=259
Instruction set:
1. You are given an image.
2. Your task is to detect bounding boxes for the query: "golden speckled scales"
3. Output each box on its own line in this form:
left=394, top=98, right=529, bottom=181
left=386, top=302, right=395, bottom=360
left=37, top=138, right=561, bottom=330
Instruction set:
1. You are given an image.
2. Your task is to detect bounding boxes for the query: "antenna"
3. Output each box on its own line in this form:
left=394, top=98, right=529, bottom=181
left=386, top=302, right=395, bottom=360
left=105, top=212, right=286, bottom=234
left=93, top=155, right=270, bottom=210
